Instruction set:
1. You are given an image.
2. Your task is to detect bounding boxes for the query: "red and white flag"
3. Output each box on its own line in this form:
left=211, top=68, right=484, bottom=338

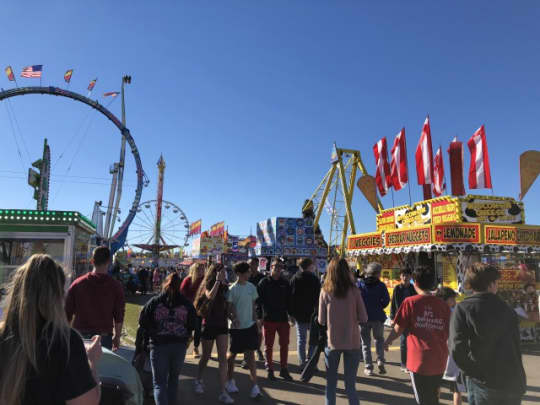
left=447, top=137, right=465, bottom=196
left=373, top=137, right=391, bottom=196
left=416, top=117, right=434, bottom=199
left=390, top=128, right=408, bottom=191
left=467, top=125, right=492, bottom=189
left=432, top=147, right=446, bottom=196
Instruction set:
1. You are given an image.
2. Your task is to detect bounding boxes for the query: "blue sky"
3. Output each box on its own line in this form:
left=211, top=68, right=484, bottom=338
left=1, top=1, right=539, bottom=249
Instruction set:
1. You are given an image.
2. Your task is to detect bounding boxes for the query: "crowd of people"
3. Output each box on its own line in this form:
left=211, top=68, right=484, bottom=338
left=0, top=246, right=529, bottom=405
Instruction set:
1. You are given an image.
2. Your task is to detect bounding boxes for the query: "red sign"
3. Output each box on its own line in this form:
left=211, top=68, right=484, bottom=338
left=348, top=233, right=383, bottom=250
left=385, top=226, right=432, bottom=247
left=433, top=224, right=480, bottom=244
left=431, top=199, right=459, bottom=225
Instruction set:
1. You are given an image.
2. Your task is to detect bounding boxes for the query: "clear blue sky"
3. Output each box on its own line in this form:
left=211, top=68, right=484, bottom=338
left=1, top=1, right=539, bottom=248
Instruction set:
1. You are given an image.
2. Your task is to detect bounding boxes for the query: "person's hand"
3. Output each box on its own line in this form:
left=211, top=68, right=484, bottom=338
left=86, top=335, right=102, bottom=365
left=112, top=335, right=121, bottom=352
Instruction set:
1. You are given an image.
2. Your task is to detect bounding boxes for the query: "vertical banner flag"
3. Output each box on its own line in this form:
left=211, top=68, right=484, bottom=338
left=467, top=125, right=492, bottom=189
left=373, top=137, right=391, bottom=196
left=390, top=128, right=408, bottom=190
left=21, top=65, right=43, bottom=78
left=415, top=117, right=434, bottom=199
left=189, top=219, right=202, bottom=236
left=447, top=137, right=465, bottom=196
left=87, top=78, right=97, bottom=91
left=210, top=222, right=225, bottom=237
left=5, top=66, right=15, bottom=81
left=432, top=147, right=446, bottom=196
left=64, top=69, right=73, bottom=83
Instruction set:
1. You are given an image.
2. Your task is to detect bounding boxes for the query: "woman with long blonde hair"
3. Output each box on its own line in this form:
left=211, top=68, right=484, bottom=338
left=0, top=254, right=102, bottom=405
left=180, top=262, right=206, bottom=357
left=319, top=258, right=368, bottom=405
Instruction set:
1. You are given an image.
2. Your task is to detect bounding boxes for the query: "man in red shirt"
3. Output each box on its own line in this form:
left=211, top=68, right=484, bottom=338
left=66, top=246, right=125, bottom=351
left=384, top=265, right=450, bottom=405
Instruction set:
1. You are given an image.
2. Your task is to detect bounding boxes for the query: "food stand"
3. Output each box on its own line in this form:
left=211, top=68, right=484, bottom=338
left=0, top=208, right=97, bottom=286
left=347, top=195, right=540, bottom=342
left=253, top=217, right=328, bottom=274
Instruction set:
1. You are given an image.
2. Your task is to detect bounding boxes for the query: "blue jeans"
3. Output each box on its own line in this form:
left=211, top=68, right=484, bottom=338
left=324, top=348, right=361, bottom=405
left=400, top=333, right=408, bottom=368
left=467, top=377, right=522, bottom=405
left=360, top=321, right=385, bottom=368
left=296, top=322, right=314, bottom=365
left=150, top=342, right=188, bottom=405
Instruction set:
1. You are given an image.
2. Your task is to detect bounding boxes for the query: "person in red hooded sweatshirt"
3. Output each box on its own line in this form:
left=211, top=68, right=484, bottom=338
left=66, top=246, right=125, bottom=351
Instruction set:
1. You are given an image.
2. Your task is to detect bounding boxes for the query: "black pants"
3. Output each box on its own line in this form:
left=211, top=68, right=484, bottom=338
left=193, top=316, right=202, bottom=348
left=410, top=372, right=443, bottom=405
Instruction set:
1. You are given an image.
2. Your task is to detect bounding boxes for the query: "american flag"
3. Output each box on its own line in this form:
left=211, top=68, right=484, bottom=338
left=21, top=65, right=43, bottom=78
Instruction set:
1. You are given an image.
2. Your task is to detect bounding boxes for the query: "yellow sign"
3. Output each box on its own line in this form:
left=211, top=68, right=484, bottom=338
left=484, top=225, right=540, bottom=246
left=431, top=198, right=460, bottom=225
left=460, top=195, right=524, bottom=224
left=385, top=226, right=432, bottom=247
left=348, top=232, right=383, bottom=250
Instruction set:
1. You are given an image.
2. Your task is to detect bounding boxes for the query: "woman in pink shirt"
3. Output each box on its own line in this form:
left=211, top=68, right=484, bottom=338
left=319, top=258, right=368, bottom=405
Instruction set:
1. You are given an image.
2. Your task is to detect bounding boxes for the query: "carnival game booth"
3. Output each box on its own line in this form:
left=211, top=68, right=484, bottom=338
left=347, top=195, right=540, bottom=343
left=254, top=217, right=328, bottom=275
left=0, top=209, right=97, bottom=286
left=191, top=235, right=225, bottom=260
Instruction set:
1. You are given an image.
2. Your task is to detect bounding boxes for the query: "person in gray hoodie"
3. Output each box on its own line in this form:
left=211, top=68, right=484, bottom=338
left=357, top=262, right=390, bottom=376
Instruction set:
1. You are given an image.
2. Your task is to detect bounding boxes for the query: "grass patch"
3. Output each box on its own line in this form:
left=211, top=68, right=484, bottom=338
left=121, top=294, right=153, bottom=347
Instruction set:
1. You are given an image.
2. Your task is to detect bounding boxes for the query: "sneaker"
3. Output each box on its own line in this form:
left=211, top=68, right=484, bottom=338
left=364, top=368, right=374, bottom=376
left=250, top=384, right=262, bottom=399
left=225, top=379, right=239, bottom=394
left=194, top=379, right=204, bottom=394
left=267, top=370, right=276, bottom=381
left=219, top=391, right=235, bottom=404
left=193, top=347, right=200, bottom=358
left=377, top=360, right=386, bottom=375
left=279, top=369, right=293, bottom=381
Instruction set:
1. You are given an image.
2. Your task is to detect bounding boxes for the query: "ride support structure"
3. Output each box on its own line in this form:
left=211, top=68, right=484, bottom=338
left=304, top=144, right=382, bottom=257
left=154, top=155, right=166, bottom=265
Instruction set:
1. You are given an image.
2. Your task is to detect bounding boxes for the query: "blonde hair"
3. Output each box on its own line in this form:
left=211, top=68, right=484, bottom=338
left=323, top=258, right=354, bottom=298
left=189, top=262, right=205, bottom=284
left=0, top=254, right=71, bottom=405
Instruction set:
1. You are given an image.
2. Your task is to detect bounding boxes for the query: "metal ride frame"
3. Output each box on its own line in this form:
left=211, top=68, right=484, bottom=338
left=0, top=86, right=144, bottom=246
left=304, top=145, right=383, bottom=257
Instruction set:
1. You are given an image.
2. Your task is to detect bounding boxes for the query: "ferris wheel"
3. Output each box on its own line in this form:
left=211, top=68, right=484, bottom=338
left=127, top=199, right=190, bottom=250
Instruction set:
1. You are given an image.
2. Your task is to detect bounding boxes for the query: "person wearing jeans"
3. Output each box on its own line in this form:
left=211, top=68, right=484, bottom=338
left=139, top=273, right=196, bottom=405
left=150, top=342, right=188, bottom=405
left=357, top=262, right=390, bottom=376
left=319, top=258, right=368, bottom=405
left=290, top=258, right=321, bottom=368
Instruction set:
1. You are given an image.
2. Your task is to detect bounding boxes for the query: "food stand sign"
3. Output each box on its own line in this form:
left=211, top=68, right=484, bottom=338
left=431, top=198, right=460, bottom=225
left=385, top=226, right=432, bottom=247
left=461, top=196, right=524, bottom=224
left=394, top=203, right=431, bottom=229
left=376, top=210, right=395, bottom=231
left=433, top=223, right=481, bottom=244
left=485, top=225, right=540, bottom=246
left=348, top=232, right=383, bottom=250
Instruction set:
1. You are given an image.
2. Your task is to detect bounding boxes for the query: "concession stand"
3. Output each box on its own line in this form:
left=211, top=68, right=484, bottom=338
left=346, top=195, right=540, bottom=343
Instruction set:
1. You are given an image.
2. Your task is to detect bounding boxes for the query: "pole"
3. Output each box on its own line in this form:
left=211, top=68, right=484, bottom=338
left=104, top=163, right=119, bottom=242
left=109, top=76, right=129, bottom=238
left=155, top=155, right=166, bottom=268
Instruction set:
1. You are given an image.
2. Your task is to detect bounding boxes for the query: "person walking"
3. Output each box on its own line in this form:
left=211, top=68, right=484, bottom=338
left=257, top=259, right=294, bottom=381
left=193, top=264, right=234, bottom=404
left=449, top=263, right=526, bottom=405
left=0, top=254, right=102, bottom=405
left=247, top=257, right=266, bottom=363
left=319, top=258, right=368, bottom=405
left=66, top=246, right=125, bottom=351
left=138, top=267, right=149, bottom=295
left=390, top=268, right=416, bottom=372
left=357, top=262, right=390, bottom=375
left=139, top=273, right=196, bottom=405
left=290, top=257, right=321, bottom=369
left=180, top=262, right=205, bottom=358
left=384, top=266, right=451, bottom=405
left=226, top=262, right=262, bottom=399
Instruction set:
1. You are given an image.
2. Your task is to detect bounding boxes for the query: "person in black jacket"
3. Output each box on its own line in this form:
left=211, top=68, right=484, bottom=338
left=449, top=263, right=526, bottom=405
left=257, top=259, right=294, bottom=381
left=390, top=268, right=416, bottom=372
left=247, top=257, right=265, bottom=363
left=289, top=258, right=321, bottom=368
left=139, top=272, right=196, bottom=405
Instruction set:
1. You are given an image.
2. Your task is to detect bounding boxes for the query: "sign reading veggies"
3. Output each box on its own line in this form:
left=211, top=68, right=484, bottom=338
left=348, top=232, right=383, bottom=250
